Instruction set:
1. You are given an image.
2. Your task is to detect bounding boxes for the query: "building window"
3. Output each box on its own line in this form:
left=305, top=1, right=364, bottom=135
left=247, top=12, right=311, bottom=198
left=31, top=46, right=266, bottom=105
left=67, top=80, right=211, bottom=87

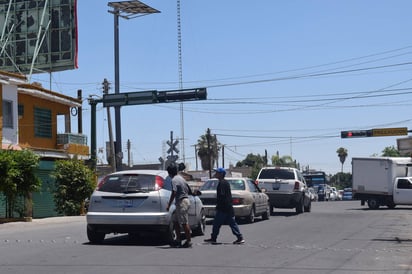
left=34, top=107, right=52, bottom=138
left=18, top=104, right=24, bottom=118
left=2, top=100, right=13, bottom=128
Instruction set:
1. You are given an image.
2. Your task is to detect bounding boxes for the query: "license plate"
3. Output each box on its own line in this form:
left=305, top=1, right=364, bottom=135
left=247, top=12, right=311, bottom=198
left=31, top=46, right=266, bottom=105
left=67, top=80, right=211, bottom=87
left=272, top=183, right=280, bottom=190
left=117, top=199, right=133, bottom=207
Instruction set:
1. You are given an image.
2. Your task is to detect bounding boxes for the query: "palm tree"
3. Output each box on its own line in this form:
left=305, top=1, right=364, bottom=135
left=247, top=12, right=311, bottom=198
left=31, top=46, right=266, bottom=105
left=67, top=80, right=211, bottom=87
left=197, top=128, right=220, bottom=171
left=336, top=147, right=348, bottom=173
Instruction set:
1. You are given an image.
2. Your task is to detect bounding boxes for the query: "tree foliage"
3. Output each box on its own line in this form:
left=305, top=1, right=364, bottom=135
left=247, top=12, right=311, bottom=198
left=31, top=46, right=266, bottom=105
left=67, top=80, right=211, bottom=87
left=330, top=172, right=352, bottom=189
left=381, top=145, right=401, bottom=157
left=197, top=129, right=220, bottom=170
left=53, top=158, right=96, bottom=216
left=336, top=147, right=348, bottom=173
left=271, top=154, right=298, bottom=168
left=236, top=153, right=266, bottom=179
left=0, top=149, right=40, bottom=218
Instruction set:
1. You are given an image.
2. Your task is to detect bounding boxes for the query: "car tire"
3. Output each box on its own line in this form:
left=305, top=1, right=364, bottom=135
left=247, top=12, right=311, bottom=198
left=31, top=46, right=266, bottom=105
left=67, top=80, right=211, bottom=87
left=295, top=196, right=304, bottom=214
left=304, top=199, right=311, bottom=212
left=262, top=202, right=270, bottom=220
left=367, top=198, right=380, bottom=210
left=87, top=225, right=105, bottom=244
left=164, top=214, right=178, bottom=244
left=270, top=205, right=274, bottom=216
left=247, top=206, right=255, bottom=223
left=192, top=209, right=206, bottom=236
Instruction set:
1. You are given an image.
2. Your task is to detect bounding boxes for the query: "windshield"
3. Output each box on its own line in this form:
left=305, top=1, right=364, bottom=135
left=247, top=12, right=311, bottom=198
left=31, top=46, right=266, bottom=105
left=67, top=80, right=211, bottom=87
left=98, top=174, right=161, bottom=193
left=200, top=179, right=246, bottom=191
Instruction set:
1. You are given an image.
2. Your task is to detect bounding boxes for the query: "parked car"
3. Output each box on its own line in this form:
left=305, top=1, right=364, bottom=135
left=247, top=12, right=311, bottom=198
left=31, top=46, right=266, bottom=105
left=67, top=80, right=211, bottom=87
left=342, top=188, right=353, bottom=200
left=307, top=187, right=318, bottom=201
left=255, top=167, right=312, bottom=214
left=199, top=177, right=270, bottom=223
left=86, top=170, right=205, bottom=244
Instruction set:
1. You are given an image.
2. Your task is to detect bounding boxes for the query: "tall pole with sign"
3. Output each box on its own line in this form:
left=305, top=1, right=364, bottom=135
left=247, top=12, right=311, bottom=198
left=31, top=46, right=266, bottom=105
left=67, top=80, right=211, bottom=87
left=166, top=131, right=179, bottom=167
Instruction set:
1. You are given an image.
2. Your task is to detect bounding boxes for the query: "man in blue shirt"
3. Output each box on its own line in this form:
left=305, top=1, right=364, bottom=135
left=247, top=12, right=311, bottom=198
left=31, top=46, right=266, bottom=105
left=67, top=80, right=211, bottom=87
left=204, top=168, right=245, bottom=244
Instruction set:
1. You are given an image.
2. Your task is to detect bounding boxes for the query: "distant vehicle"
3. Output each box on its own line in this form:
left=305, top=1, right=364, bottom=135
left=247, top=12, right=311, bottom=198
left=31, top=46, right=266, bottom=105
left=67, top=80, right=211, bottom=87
left=302, top=171, right=329, bottom=188
left=199, top=177, right=270, bottom=223
left=338, top=190, right=344, bottom=200
left=317, top=184, right=330, bottom=201
left=256, top=167, right=311, bottom=214
left=86, top=170, right=205, bottom=244
left=307, top=187, right=318, bottom=201
left=352, top=157, right=412, bottom=209
left=329, top=187, right=340, bottom=201
left=302, top=171, right=330, bottom=201
left=342, top=188, right=352, bottom=200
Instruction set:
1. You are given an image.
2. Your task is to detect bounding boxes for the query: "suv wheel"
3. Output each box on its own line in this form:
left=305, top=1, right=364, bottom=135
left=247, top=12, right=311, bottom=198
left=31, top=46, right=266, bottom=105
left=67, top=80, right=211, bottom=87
left=295, top=197, right=304, bottom=214
left=304, top=199, right=311, bottom=212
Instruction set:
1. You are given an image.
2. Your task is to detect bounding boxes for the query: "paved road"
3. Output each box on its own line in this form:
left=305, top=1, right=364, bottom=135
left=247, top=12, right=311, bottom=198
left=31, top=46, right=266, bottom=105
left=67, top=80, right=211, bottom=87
left=0, top=201, right=412, bottom=274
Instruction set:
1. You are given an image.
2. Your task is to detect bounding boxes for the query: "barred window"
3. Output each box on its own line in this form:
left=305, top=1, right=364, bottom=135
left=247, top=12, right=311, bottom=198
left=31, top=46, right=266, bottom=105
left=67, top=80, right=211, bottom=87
left=34, top=107, right=52, bottom=138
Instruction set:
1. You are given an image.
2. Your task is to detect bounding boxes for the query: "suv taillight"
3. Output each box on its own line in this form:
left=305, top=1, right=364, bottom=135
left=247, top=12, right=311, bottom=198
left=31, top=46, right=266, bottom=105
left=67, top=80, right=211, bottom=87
left=155, top=176, right=164, bottom=190
left=294, top=181, right=300, bottom=191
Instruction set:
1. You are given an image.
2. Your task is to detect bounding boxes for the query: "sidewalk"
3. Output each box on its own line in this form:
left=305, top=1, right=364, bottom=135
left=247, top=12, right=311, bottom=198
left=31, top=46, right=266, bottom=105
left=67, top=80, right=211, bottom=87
left=0, top=215, right=86, bottom=228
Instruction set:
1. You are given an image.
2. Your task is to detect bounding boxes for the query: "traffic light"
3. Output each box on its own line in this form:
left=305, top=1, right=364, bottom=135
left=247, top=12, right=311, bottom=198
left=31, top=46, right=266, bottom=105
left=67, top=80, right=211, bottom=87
left=341, top=130, right=372, bottom=138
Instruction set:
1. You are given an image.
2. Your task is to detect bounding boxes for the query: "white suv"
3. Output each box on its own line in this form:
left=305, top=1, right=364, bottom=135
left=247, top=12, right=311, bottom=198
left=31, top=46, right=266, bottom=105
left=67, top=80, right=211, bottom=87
left=255, top=167, right=311, bottom=214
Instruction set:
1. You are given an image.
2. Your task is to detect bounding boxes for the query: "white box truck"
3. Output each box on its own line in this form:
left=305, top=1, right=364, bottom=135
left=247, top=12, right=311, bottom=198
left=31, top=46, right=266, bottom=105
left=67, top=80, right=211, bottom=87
left=352, top=157, right=412, bottom=209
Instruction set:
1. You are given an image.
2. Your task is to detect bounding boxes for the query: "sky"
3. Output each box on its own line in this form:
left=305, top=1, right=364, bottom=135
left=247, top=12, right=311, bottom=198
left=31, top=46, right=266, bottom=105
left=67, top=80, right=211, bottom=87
left=31, top=0, right=412, bottom=175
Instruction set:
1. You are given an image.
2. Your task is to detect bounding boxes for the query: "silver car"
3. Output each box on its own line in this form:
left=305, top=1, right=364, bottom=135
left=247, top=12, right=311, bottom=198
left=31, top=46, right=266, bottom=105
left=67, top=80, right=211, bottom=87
left=199, top=177, right=270, bottom=223
left=86, top=170, right=205, bottom=244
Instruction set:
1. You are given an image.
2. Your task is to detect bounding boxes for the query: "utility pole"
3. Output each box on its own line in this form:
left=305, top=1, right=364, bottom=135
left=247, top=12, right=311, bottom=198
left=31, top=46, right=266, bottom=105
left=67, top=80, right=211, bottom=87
left=194, top=144, right=198, bottom=171
left=103, top=78, right=116, bottom=173
left=221, top=144, right=225, bottom=168
left=207, top=128, right=212, bottom=178
left=127, top=139, right=131, bottom=167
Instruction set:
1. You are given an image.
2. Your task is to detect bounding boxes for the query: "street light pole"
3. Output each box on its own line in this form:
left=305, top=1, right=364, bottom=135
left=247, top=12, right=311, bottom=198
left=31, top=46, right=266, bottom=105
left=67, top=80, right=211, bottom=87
left=107, top=1, right=160, bottom=171
left=113, top=7, right=122, bottom=171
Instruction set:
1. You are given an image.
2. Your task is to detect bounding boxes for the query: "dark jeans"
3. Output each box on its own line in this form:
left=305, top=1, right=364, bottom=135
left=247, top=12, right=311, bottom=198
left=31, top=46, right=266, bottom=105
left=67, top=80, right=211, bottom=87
left=211, top=210, right=242, bottom=241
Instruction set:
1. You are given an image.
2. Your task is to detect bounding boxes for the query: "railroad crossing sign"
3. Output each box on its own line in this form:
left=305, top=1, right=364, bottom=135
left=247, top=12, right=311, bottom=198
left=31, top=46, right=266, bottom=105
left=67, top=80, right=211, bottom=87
left=167, top=139, right=179, bottom=154
left=166, top=131, right=179, bottom=157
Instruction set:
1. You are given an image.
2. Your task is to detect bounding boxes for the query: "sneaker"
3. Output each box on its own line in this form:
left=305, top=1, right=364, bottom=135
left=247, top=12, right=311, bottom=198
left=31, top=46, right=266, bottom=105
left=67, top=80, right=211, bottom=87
left=233, top=238, right=245, bottom=244
left=181, top=241, right=193, bottom=248
left=204, top=238, right=217, bottom=244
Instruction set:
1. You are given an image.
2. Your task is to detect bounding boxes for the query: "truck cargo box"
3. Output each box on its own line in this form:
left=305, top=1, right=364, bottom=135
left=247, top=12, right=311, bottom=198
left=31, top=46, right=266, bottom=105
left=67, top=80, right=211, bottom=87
left=352, top=157, right=412, bottom=195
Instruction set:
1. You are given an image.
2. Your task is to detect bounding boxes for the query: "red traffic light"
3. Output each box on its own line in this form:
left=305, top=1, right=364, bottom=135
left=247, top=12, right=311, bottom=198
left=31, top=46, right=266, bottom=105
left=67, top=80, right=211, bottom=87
left=341, top=130, right=372, bottom=138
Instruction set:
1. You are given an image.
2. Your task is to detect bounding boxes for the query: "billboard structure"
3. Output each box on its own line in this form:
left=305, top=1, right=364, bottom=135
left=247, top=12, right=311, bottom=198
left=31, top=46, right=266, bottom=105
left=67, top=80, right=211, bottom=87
left=0, top=0, right=78, bottom=76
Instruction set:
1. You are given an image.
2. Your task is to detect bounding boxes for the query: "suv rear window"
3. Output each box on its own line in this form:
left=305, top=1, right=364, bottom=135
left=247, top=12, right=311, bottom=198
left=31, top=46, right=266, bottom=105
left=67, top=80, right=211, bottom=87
left=258, top=169, right=295, bottom=180
left=98, top=174, right=161, bottom=193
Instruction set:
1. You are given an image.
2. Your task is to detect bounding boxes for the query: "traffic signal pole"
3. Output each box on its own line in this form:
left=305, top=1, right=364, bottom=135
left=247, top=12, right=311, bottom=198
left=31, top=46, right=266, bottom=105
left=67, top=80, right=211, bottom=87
left=88, top=88, right=207, bottom=170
